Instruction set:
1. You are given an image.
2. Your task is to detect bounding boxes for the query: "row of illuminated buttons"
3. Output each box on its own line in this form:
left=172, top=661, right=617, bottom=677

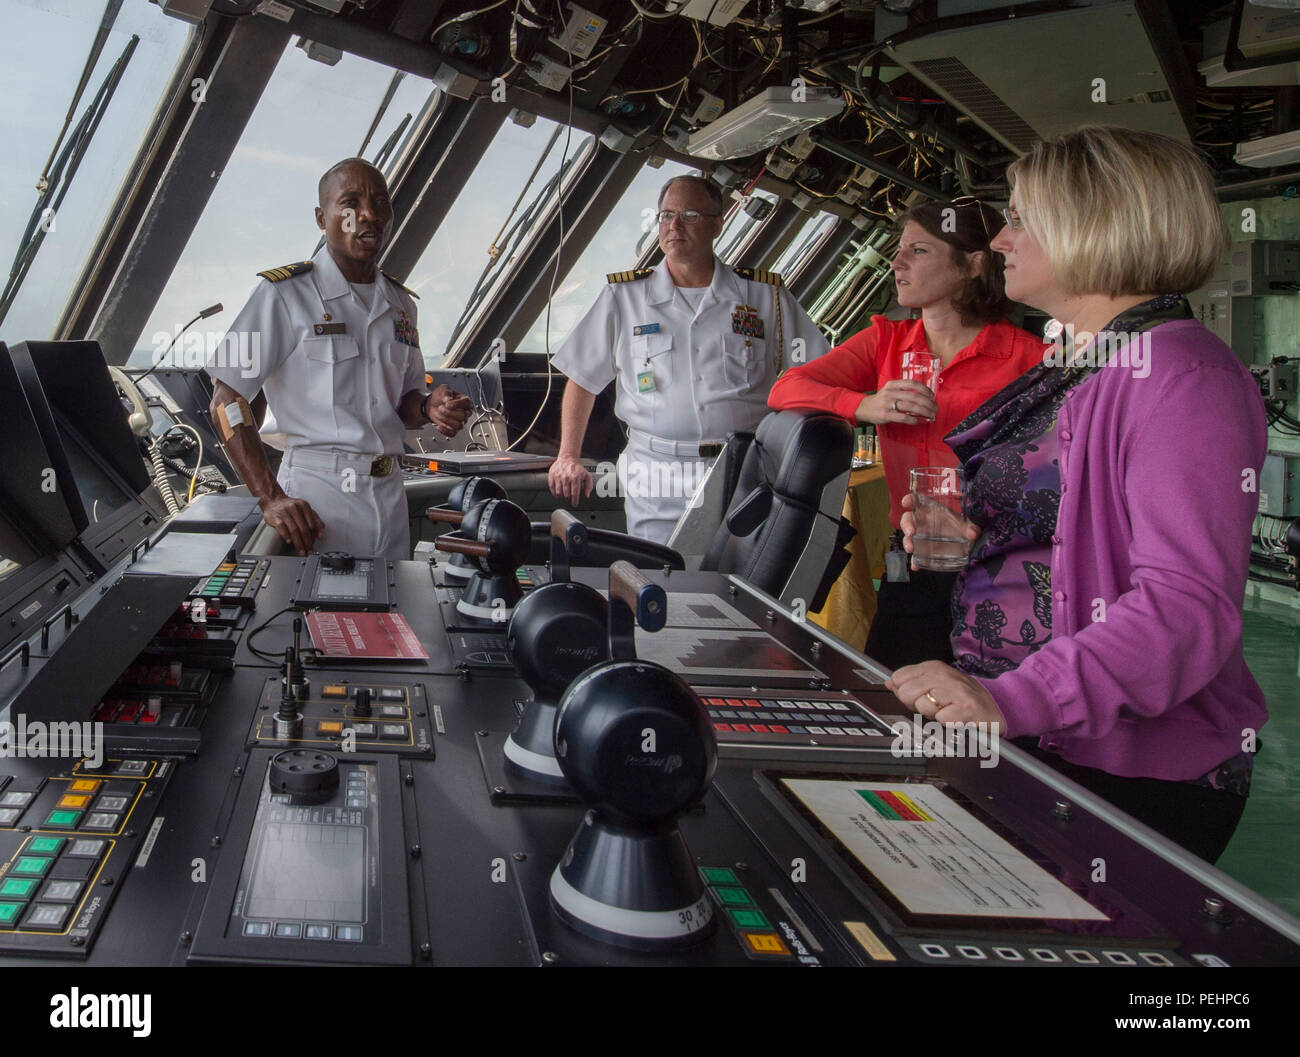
left=699, top=868, right=796, bottom=960
left=709, top=709, right=862, bottom=724
left=92, top=700, right=164, bottom=724
left=312, top=721, right=407, bottom=741
left=702, top=698, right=853, bottom=712
left=714, top=723, right=880, bottom=737
left=242, top=921, right=362, bottom=942
left=0, top=790, right=127, bottom=830
left=917, top=943, right=1174, bottom=966
left=0, top=836, right=108, bottom=931
left=321, top=685, right=407, bottom=702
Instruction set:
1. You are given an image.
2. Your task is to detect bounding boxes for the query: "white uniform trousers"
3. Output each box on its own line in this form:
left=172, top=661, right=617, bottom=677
left=279, top=448, right=409, bottom=561
left=617, top=433, right=712, bottom=546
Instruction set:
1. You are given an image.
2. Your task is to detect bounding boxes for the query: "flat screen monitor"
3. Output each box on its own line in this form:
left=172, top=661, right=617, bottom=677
left=0, top=342, right=82, bottom=554
left=9, top=340, right=151, bottom=501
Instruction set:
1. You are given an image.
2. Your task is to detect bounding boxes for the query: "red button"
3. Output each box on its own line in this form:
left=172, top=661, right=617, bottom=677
left=725, top=699, right=745, bottom=708
left=714, top=723, right=732, bottom=732
left=732, top=724, right=752, bottom=733
left=742, top=699, right=761, bottom=707
left=751, top=724, right=770, bottom=733
left=770, top=725, right=789, bottom=733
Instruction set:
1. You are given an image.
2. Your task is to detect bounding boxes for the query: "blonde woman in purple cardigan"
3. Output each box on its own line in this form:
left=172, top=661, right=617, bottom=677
left=889, top=125, right=1268, bottom=863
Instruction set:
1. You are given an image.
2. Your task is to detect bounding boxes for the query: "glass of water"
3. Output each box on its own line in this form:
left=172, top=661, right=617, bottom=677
left=910, top=467, right=969, bottom=571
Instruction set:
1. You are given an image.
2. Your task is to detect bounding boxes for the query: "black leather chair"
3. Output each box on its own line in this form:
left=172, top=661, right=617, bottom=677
left=528, top=409, right=853, bottom=604
left=699, top=409, right=855, bottom=608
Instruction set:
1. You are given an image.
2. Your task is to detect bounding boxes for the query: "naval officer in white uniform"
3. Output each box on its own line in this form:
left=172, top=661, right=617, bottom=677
left=548, top=175, right=829, bottom=544
left=206, top=158, right=470, bottom=559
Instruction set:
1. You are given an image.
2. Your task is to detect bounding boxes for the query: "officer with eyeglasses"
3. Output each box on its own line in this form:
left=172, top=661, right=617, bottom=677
left=548, top=174, right=829, bottom=544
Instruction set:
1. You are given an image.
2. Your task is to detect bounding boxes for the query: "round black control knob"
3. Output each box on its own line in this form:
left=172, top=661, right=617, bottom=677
left=320, top=552, right=355, bottom=572
left=454, top=499, right=532, bottom=623
left=443, top=478, right=508, bottom=582
left=447, top=475, right=507, bottom=512
left=549, top=661, right=717, bottom=951
left=556, top=662, right=715, bottom=826
left=269, top=749, right=340, bottom=803
left=504, top=582, right=608, bottom=782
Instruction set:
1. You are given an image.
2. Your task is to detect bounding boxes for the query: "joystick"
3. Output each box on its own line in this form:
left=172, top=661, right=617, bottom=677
left=504, top=510, right=606, bottom=782
left=428, top=477, right=507, bottom=582
left=430, top=497, right=532, bottom=624
left=276, top=642, right=304, bottom=739
left=549, top=562, right=718, bottom=951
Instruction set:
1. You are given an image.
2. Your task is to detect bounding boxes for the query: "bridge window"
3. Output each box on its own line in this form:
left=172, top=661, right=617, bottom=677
left=0, top=0, right=193, bottom=344
left=772, top=210, right=839, bottom=280
left=407, top=117, right=596, bottom=365
left=512, top=157, right=693, bottom=357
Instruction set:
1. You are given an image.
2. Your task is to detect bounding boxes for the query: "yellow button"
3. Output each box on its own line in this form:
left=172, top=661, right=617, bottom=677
left=322, top=685, right=348, bottom=698
left=742, top=932, right=789, bottom=955
left=317, top=721, right=343, bottom=735
left=58, top=794, right=92, bottom=810
left=69, top=779, right=101, bottom=793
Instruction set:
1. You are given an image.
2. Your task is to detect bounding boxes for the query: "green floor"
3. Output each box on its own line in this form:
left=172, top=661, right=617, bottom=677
left=1218, top=596, right=1300, bottom=918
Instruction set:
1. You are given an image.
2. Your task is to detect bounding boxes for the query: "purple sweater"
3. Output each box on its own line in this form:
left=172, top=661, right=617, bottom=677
left=976, top=320, right=1268, bottom=780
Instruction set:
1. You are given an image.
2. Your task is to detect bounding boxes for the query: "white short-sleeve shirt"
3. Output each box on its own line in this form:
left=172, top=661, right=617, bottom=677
left=206, top=244, right=425, bottom=455
left=551, top=257, right=830, bottom=442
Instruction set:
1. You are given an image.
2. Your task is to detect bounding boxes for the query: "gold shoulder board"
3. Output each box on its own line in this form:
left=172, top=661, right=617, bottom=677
left=606, top=268, right=653, bottom=284
left=257, top=261, right=313, bottom=283
left=381, top=269, right=420, bottom=299
left=734, top=266, right=783, bottom=288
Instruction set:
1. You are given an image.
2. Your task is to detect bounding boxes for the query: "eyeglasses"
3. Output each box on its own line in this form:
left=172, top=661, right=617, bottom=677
left=656, top=209, right=720, bottom=226
left=951, top=195, right=991, bottom=242
left=1001, top=205, right=1024, bottom=231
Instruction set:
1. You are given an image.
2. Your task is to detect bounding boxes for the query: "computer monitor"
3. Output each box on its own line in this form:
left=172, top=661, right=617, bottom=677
left=0, top=342, right=82, bottom=555
left=8, top=340, right=159, bottom=570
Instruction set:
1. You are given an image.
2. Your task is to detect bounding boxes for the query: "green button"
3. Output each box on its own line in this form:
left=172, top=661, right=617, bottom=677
left=12, top=856, right=52, bottom=877
left=0, top=877, right=38, bottom=899
left=0, top=902, right=22, bottom=925
left=728, top=907, right=771, bottom=929
left=43, top=810, right=82, bottom=828
left=28, top=836, right=65, bottom=855
left=713, top=886, right=755, bottom=907
left=701, top=867, right=739, bottom=885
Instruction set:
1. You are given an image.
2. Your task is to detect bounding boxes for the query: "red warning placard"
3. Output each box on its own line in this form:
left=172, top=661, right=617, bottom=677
left=305, top=611, right=428, bottom=660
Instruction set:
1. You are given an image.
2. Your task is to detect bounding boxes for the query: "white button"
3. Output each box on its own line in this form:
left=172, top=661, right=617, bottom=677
left=920, top=943, right=949, bottom=958
left=956, top=945, right=986, bottom=960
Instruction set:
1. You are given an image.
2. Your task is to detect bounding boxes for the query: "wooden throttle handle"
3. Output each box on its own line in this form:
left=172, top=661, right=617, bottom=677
left=609, top=560, right=666, bottom=632
left=435, top=535, right=489, bottom=558
left=426, top=507, right=466, bottom=525
left=550, top=509, right=587, bottom=557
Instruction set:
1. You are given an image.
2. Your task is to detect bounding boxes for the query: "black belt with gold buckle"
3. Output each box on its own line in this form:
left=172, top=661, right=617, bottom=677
left=369, top=456, right=394, bottom=477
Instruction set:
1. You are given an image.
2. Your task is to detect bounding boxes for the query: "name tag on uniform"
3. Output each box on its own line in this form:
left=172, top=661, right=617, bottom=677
left=632, top=323, right=660, bottom=336
left=731, top=305, right=763, bottom=339
left=637, top=369, right=655, bottom=393
left=313, top=322, right=347, bottom=336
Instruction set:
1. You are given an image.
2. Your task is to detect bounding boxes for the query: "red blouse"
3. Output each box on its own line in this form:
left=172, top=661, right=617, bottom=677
left=768, top=316, right=1048, bottom=527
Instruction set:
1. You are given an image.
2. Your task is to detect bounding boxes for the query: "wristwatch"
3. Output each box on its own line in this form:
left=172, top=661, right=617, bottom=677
left=421, top=393, right=434, bottom=423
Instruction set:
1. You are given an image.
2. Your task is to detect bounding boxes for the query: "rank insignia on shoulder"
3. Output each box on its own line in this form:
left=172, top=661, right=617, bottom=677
left=382, top=269, right=419, bottom=299
left=733, top=266, right=783, bottom=288
left=258, top=261, right=313, bottom=282
left=607, top=268, right=653, bottom=284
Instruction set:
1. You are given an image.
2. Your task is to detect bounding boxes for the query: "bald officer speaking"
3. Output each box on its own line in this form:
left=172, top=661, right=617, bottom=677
left=207, top=158, right=470, bottom=559
left=548, top=175, right=829, bottom=544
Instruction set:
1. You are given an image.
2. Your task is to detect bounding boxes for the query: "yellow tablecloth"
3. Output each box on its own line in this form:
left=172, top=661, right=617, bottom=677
left=809, top=464, right=892, bottom=648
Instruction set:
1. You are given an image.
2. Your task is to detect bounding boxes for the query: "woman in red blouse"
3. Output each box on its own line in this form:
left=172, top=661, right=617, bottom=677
left=768, top=198, right=1045, bottom=669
